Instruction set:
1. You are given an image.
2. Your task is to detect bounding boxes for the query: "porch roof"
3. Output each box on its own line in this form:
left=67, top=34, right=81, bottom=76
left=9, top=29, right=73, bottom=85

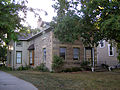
left=28, top=44, right=34, bottom=50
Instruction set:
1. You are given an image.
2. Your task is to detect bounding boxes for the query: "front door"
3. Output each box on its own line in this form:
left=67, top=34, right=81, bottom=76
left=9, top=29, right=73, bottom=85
left=84, top=47, right=93, bottom=64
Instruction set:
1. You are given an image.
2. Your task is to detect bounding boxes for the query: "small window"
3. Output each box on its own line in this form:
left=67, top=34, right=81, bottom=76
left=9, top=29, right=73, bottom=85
left=16, top=51, right=22, bottom=64
left=99, top=40, right=105, bottom=48
left=60, top=47, right=66, bottom=60
left=43, top=48, right=46, bottom=61
left=73, top=48, right=80, bottom=60
left=16, top=41, right=22, bottom=47
left=108, top=44, right=114, bottom=56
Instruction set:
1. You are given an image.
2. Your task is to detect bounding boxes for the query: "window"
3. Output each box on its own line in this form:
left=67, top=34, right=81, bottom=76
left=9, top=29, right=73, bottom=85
left=60, top=47, right=66, bottom=60
left=16, top=41, right=22, bottom=47
left=43, top=48, right=46, bottom=61
left=99, top=40, right=105, bottom=48
left=73, top=48, right=80, bottom=60
left=16, top=51, right=22, bottom=64
left=29, top=50, right=34, bottom=65
left=108, top=44, right=114, bottom=56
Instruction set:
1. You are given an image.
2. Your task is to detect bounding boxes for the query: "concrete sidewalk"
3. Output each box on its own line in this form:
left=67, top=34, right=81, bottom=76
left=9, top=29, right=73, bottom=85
left=0, top=71, right=38, bottom=90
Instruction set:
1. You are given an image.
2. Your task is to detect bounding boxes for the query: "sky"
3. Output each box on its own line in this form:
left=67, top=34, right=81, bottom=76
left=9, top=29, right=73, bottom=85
left=26, top=0, right=57, bottom=28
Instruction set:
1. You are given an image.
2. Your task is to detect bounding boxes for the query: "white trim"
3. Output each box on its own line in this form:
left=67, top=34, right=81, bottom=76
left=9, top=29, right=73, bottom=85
left=108, top=44, right=114, bottom=56
left=84, top=48, right=86, bottom=61
left=99, top=40, right=105, bottom=48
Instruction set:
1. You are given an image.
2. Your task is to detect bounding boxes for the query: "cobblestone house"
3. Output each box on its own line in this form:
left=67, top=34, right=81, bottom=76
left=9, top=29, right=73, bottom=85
left=7, top=25, right=99, bottom=71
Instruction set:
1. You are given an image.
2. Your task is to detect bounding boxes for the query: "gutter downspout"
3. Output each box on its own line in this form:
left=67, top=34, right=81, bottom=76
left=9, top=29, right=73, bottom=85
left=92, top=48, right=95, bottom=72
left=12, top=42, right=15, bottom=70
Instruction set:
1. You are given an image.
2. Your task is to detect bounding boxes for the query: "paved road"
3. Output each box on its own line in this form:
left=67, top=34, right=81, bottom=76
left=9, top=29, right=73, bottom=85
left=0, top=71, right=38, bottom=90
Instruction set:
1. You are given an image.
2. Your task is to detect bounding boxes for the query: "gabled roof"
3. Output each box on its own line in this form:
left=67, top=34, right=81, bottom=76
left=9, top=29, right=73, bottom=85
left=27, top=26, right=51, bottom=41
left=18, top=33, right=32, bottom=41
left=18, top=26, right=51, bottom=41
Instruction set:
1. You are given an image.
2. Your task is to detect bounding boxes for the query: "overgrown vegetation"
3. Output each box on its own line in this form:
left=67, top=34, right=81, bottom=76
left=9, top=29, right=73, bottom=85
left=52, top=55, right=64, bottom=72
left=34, top=63, right=49, bottom=72
left=17, top=65, right=31, bottom=71
left=0, top=66, right=12, bottom=71
left=0, top=0, right=46, bottom=44
left=52, top=0, right=120, bottom=46
left=0, top=46, right=7, bottom=64
left=80, top=61, right=91, bottom=71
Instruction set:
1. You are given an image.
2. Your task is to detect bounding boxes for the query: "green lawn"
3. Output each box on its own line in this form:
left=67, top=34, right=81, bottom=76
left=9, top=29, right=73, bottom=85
left=7, top=70, right=120, bottom=90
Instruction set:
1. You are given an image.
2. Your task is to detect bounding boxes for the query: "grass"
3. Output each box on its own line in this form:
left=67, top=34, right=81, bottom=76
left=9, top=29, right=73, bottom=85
left=6, top=70, right=120, bottom=90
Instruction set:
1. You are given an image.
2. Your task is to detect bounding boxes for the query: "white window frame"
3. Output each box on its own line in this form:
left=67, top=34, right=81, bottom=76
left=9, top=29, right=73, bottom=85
left=16, top=51, right=22, bottom=64
left=99, top=40, right=105, bottom=48
left=108, top=44, right=114, bottom=56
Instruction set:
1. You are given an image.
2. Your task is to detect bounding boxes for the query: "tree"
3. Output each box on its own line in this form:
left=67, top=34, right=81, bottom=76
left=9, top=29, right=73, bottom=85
left=51, top=0, right=120, bottom=47
left=0, top=46, right=7, bottom=64
left=0, top=0, right=25, bottom=43
left=0, top=0, right=45, bottom=44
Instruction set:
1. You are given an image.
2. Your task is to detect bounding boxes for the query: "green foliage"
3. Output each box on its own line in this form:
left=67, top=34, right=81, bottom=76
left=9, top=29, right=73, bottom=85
left=0, top=46, right=7, bottom=63
left=17, top=65, right=31, bottom=71
left=80, top=61, right=91, bottom=71
left=0, top=0, right=44, bottom=45
left=52, top=0, right=120, bottom=47
left=52, top=55, right=64, bottom=72
left=0, top=66, right=12, bottom=71
left=80, top=61, right=90, bottom=67
left=0, top=0, right=26, bottom=43
left=35, top=63, right=49, bottom=72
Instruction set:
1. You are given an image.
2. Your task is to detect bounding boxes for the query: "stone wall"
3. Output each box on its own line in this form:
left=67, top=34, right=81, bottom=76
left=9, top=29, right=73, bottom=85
left=7, top=40, right=29, bottom=69
left=52, top=33, right=84, bottom=68
left=29, top=30, right=53, bottom=71
left=14, top=41, right=29, bottom=68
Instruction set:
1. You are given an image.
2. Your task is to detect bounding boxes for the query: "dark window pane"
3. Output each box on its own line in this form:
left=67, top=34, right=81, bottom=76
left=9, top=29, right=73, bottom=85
left=16, top=42, right=22, bottom=47
left=109, top=45, right=113, bottom=56
left=60, top=48, right=66, bottom=60
left=73, top=48, right=79, bottom=60
left=100, top=40, right=104, bottom=47
left=43, top=48, right=46, bottom=61
left=110, top=51, right=113, bottom=55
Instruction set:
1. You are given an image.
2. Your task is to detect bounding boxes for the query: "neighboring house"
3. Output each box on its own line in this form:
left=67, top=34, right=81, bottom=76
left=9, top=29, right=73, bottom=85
left=7, top=20, right=97, bottom=71
left=97, top=40, right=119, bottom=66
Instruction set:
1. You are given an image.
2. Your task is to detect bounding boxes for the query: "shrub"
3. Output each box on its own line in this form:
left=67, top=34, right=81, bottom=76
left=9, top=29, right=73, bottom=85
left=52, top=55, right=64, bottom=72
left=0, top=66, right=12, bottom=71
left=81, top=61, right=90, bottom=67
left=17, top=65, right=31, bottom=71
left=35, top=63, right=49, bottom=72
left=80, top=61, right=91, bottom=71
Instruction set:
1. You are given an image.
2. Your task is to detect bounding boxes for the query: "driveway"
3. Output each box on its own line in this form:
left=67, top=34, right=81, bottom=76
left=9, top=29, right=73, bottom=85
left=0, top=71, right=38, bottom=90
